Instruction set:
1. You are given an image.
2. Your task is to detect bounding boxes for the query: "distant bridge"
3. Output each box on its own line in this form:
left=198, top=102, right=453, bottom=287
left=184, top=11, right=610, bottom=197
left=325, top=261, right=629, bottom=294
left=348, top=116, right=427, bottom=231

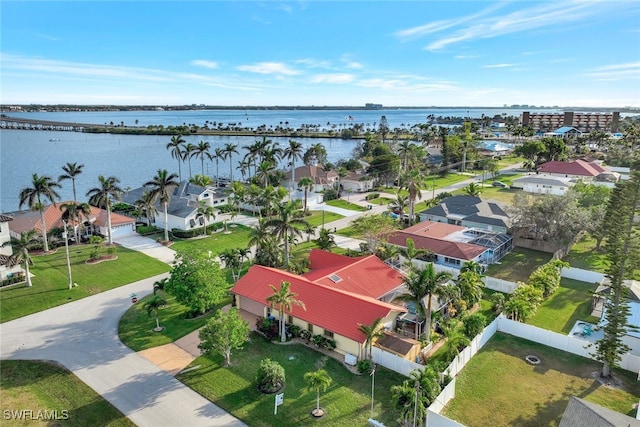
left=0, top=115, right=106, bottom=131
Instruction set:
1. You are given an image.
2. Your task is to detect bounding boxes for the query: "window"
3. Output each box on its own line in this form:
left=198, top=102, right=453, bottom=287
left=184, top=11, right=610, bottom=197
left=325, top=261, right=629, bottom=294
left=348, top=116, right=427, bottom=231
left=324, top=330, right=334, bottom=338
left=444, top=257, right=461, bottom=266
left=329, top=274, right=342, bottom=283
left=307, top=323, right=313, bottom=333
left=288, top=315, right=293, bottom=324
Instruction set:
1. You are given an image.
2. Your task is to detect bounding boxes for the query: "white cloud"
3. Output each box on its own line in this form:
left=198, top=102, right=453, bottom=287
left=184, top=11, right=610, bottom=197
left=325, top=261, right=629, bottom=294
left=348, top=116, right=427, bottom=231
left=309, top=73, right=354, bottom=84
left=236, top=62, right=301, bottom=76
left=454, top=55, right=479, bottom=60
left=483, top=63, right=516, bottom=68
left=295, top=58, right=333, bottom=69
left=191, top=60, right=219, bottom=69
left=586, top=61, right=640, bottom=81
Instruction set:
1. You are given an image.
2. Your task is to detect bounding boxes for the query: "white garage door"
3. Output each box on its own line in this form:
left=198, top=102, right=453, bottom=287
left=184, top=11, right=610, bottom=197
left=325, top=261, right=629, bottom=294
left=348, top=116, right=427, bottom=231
left=240, top=297, right=266, bottom=317
left=111, top=224, right=135, bottom=238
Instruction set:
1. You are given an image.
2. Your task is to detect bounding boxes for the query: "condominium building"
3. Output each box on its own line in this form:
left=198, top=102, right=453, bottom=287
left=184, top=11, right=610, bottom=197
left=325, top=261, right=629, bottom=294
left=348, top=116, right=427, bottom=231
left=521, top=111, right=620, bottom=133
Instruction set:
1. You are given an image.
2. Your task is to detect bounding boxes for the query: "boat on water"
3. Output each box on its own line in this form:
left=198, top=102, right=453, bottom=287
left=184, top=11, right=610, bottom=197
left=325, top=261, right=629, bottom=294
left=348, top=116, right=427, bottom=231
left=49, top=138, right=61, bottom=142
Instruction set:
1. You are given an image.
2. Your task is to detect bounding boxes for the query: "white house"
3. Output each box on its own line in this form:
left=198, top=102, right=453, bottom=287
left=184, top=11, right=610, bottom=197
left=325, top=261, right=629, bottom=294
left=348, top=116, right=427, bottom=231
left=122, top=181, right=228, bottom=232
left=340, top=171, right=375, bottom=193
left=282, top=165, right=338, bottom=193
left=0, top=214, right=22, bottom=281
left=511, top=176, right=574, bottom=195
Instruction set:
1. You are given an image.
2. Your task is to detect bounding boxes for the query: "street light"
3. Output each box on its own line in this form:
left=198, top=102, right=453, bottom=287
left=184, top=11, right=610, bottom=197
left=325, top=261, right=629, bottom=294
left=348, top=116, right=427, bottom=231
left=62, top=220, right=73, bottom=290
left=370, top=363, right=376, bottom=419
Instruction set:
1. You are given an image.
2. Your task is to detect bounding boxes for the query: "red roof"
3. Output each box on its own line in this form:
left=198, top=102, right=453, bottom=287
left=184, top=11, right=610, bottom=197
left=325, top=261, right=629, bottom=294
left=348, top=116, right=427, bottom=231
left=537, top=159, right=607, bottom=177
left=7, top=202, right=134, bottom=234
left=231, top=265, right=406, bottom=343
left=388, top=225, right=487, bottom=261
left=302, top=249, right=405, bottom=299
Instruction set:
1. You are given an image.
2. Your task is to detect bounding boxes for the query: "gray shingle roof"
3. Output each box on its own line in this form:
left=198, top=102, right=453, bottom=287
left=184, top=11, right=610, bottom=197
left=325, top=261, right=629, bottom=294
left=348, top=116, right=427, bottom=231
left=420, top=195, right=510, bottom=229
left=559, top=396, right=640, bottom=427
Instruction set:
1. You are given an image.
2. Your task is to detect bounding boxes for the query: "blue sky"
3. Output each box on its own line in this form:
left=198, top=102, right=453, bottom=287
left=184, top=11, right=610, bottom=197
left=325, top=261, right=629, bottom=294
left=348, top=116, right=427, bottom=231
left=2, top=1, right=639, bottom=107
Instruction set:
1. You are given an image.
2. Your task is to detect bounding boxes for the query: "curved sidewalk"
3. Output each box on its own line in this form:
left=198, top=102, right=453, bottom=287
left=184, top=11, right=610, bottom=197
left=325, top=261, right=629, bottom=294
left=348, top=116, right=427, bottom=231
left=0, top=273, right=246, bottom=427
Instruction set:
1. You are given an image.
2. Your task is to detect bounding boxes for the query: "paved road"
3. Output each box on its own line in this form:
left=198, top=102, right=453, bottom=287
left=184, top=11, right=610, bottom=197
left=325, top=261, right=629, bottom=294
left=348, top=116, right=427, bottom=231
left=0, top=273, right=247, bottom=427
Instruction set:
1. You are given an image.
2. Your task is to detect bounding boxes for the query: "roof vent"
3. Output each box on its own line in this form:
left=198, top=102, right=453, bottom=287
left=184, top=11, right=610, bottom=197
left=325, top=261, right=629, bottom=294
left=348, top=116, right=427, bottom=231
left=329, top=274, right=342, bottom=283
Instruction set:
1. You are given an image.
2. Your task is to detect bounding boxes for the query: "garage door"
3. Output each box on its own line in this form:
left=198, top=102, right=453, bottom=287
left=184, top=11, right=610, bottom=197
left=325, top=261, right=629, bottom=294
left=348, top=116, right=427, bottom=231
left=111, top=224, right=135, bottom=238
left=240, top=297, right=265, bottom=317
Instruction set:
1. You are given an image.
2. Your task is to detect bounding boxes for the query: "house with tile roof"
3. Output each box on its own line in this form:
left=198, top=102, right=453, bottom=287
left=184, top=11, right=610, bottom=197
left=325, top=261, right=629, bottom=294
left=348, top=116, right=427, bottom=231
left=231, top=260, right=407, bottom=360
left=5, top=202, right=135, bottom=240
left=536, top=159, right=608, bottom=180
left=418, top=195, right=511, bottom=234
left=282, top=165, right=338, bottom=193
left=340, top=171, right=375, bottom=193
left=388, top=221, right=513, bottom=268
left=121, top=181, right=228, bottom=232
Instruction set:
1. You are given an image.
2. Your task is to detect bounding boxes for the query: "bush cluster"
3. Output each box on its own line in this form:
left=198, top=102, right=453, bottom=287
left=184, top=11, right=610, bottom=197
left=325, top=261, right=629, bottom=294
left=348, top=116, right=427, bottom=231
left=256, top=317, right=279, bottom=341
left=311, top=334, right=337, bottom=350
left=256, top=358, right=285, bottom=394
left=0, top=272, right=26, bottom=288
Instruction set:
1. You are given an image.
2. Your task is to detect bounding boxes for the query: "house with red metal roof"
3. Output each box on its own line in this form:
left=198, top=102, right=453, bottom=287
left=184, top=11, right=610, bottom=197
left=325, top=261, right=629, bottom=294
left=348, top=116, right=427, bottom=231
left=5, top=202, right=135, bottom=241
left=230, top=250, right=410, bottom=360
left=536, top=159, right=609, bottom=180
left=388, top=221, right=513, bottom=268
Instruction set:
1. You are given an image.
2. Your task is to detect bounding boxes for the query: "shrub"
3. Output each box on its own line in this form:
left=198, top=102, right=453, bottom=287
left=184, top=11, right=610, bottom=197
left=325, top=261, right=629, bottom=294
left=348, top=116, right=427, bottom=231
left=311, top=334, right=336, bottom=350
left=299, top=329, right=312, bottom=342
left=365, top=193, right=380, bottom=201
left=136, top=225, right=160, bottom=235
left=256, top=358, right=285, bottom=394
left=462, top=313, right=487, bottom=339
left=491, top=293, right=505, bottom=313
left=256, top=317, right=279, bottom=341
left=357, top=359, right=373, bottom=375
left=288, top=324, right=302, bottom=338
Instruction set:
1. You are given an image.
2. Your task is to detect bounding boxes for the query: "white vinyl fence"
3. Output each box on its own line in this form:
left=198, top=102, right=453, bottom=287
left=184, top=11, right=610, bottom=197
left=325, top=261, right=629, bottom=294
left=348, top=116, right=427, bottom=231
left=371, top=347, right=423, bottom=377
left=561, top=267, right=606, bottom=284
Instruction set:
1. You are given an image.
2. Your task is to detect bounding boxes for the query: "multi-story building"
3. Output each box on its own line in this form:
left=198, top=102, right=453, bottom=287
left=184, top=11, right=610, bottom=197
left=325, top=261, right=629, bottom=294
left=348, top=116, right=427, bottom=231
left=521, top=111, right=620, bottom=133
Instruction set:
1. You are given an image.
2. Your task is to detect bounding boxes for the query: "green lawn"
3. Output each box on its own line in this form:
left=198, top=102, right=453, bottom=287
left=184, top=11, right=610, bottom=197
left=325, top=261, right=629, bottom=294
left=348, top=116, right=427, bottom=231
left=334, top=224, right=361, bottom=239
left=563, top=234, right=639, bottom=280
left=0, top=245, right=170, bottom=323
left=324, top=199, right=367, bottom=211
left=118, top=293, right=232, bottom=351
left=528, top=278, right=600, bottom=334
left=0, top=360, right=135, bottom=427
left=486, top=248, right=553, bottom=283
left=305, top=211, right=344, bottom=227
left=443, top=333, right=640, bottom=427
left=495, top=156, right=525, bottom=169
left=178, top=332, right=407, bottom=427
left=169, top=225, right=252, bottom=254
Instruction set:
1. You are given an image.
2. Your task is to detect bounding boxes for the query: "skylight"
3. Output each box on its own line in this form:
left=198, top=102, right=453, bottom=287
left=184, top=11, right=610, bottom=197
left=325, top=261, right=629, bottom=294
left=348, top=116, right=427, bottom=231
left=329, top=274, right=342, bottom=283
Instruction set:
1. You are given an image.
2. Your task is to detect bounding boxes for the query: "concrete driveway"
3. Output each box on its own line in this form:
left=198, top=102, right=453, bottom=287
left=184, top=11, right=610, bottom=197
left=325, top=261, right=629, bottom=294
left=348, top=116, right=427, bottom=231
left=115, top=234, right=176, bottom=265
left=0, top=273, right=246, bottom=427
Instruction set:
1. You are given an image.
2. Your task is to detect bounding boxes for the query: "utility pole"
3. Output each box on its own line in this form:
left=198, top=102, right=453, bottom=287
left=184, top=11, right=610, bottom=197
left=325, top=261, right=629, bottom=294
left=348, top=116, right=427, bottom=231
left=63, top=221, right=73, bottom=290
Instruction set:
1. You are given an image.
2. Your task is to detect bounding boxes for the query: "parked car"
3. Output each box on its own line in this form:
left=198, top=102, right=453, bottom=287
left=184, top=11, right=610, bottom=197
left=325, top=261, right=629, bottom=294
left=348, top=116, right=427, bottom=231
left=492, top=181, right=508, bottom=188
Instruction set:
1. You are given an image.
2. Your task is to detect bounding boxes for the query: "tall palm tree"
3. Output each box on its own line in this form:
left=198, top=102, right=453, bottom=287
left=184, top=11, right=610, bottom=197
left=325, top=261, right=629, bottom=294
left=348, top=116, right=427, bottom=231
left=144, top=169, right=180, bottom=242
left=264, top=200, right=309, bottom=265
left=59, top=201, right=92, bottom=243
left=358, top=317, right=384, bottom=361
left=266, top=280, right=306, bottom=342
left=86, top=175, right=123, bottom=245
left=401, top=169, right=423, bottom=221
left=255, top=161, right=276, bottom=187
left=197, top=201, right=215, bottom=235
left=135, top=191, right=158, bottom=226
left=58, top=162, right=85, bottom=202
left=297, top=176, right=314, bottom=212
left=1, top=230, right=38, bottom=287
left=442, top=319, right=470, bottom=359
left=304, top=369, right=332, bottom=417
left=220, top=248, right=242, bottom=281
left=19, top=173, right=61, bottom=252
left=214, top=147, right=224, bottom=187
left=223, top=143, right=239, bottom=182
left=397, top=264, right=452, bottom=340
left=194, top=140, right=211, bottom=176
left=166, top=135, right=186, bottom=182
left=183, top=143, right=197, bottom=179
left=283, top=139, right=304, bottom=194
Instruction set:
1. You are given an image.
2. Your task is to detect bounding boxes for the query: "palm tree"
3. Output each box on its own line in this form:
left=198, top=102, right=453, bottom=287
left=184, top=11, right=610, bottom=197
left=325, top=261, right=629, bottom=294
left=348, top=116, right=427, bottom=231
left=220, top=248, right=242, bottom=281
left=401, top=169, right=423, bottom=221
left=59, top=201, right=91, bottom=243
left=197, top=201, right=215, bottom=235
left=183, top=143, right=196, bottom=179
left=58, top=162, right=84, bottom=202
left=463, top=182, right=482, bottom=197
left=283, top=139, right=304, bottom=194
left=304, top=369, right=332, bottom=417
left=255, top=161, right=276, bottom=187
left=223, top=143, right=239, bottom=182
left=144, top=169, right=180, bottom=242
left=1, top=230, right=38, bottom=287
left=144, top=294, right=166, bottom=331
left=358, top=317, right=384, bottom=360
left=194, top=140, right=211, bottom=176
left=265, top=200, right=309, bottom=265
left=266, top=280, right=306, bottom=342
left=396, top=264, right=452, bottom=340
left=442, top=319, right=470, bottom=360
left=297, top=176, right=314, bottom=212
left=153, top=277, right=168, bottom=295
left=86, top=175, right=123, bottom=245
left=389, top=192, right=409, bottom=215
left=166, top=135, right=186, bottom=182
left=313, top=228, right=336, bottom=251
left=213, top=147, right=224, bottom=187
left=19, top=173, right=62, bottom=253
left=135, top=191, right=158, bottom=226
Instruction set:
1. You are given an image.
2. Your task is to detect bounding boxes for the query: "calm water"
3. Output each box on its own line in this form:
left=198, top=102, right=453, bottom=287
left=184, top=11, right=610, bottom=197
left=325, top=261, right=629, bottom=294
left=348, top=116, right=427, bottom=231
left=0, top=107, right=552, bottom=212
